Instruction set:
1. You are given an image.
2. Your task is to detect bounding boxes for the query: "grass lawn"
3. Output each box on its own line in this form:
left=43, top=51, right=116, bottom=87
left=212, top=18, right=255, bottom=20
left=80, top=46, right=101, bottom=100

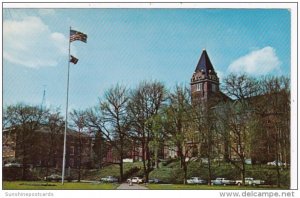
left=147, top=184, right=288, bottom=190
left=3, top=181, right=119, bottom=190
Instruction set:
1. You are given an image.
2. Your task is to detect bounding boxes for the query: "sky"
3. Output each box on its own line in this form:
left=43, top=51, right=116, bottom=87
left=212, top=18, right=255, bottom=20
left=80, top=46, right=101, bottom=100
left=3, top=7, right=291, bottom=111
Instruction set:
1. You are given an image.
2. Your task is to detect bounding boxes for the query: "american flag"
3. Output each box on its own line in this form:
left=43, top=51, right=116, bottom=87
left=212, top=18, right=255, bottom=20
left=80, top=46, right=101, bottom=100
left=70, top=55, right=79, bottom=64
left=70, top=29, right=87, bottom=43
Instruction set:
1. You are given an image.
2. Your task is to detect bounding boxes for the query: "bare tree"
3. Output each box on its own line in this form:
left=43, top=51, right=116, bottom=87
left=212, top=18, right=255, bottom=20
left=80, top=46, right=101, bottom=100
left=85, top=85, right=131, bottom=182
left=127, top=81, right=165, bottom=182
left=256, top=76, right=290, bottom=187
left=70, top=109, right=89, bottom=182
left=44, top=109, right=64, bottom=176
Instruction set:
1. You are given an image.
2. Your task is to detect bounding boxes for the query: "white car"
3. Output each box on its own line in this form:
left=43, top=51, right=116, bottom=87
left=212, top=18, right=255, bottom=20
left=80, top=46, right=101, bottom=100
left=100, top=176, right=118, bottom=183
left=267, top=160, right=286, bottom=166
left=127, top=177, right=143, bottom=184
left=4, top=162, right=22, bottom=167
left=236, top=177, right=265, bottom=186
left=187, top=177, right=207, bottom=184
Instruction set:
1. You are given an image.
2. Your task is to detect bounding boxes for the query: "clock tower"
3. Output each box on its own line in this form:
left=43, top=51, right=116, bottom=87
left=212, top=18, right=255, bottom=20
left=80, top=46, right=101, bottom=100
left=190, top=49, right=220, bottom=102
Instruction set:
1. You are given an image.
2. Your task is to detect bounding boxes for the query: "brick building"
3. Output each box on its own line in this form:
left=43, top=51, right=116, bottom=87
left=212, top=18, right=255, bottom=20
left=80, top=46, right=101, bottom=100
left=2, top=126, right=93, bottom=168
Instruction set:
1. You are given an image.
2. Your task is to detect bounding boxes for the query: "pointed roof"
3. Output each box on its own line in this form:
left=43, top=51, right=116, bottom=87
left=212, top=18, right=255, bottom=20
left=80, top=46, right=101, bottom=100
left=195, top=49, right=216, bottom=76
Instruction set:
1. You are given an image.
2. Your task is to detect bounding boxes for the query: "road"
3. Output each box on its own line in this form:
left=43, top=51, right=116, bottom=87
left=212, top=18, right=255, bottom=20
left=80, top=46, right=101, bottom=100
left=117, top=183, right=148, bottom=190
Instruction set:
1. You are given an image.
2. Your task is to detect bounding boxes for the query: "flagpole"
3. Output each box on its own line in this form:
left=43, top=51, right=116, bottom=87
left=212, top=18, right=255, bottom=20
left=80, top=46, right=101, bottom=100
left=62, top=26, right=71, bottom=184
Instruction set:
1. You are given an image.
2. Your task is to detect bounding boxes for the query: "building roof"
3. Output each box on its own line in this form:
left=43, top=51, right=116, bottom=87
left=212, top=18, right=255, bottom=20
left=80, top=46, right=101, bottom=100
left=194, top=49, right=216, bottom=76
left=3, top=125, right=91, bottom=138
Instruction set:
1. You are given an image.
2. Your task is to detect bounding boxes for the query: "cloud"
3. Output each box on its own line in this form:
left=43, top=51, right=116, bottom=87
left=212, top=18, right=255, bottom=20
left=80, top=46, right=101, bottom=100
left=38, top=9, right=55, bottom=16
left=228, top=46, right=281, bottom=75
left=3, top=16, right=68, bottom=68
left=216, top=70, right=224, bottom=82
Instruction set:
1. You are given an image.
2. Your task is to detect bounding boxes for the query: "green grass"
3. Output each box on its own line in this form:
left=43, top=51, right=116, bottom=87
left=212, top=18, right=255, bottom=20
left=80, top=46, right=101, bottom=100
left=84, top=162, right=143, bottom=180
left=149, top=161, right=290, bottom=186
left=3, top=181, right=118, bottom=190
left=147, top=184, right=288, bottom=190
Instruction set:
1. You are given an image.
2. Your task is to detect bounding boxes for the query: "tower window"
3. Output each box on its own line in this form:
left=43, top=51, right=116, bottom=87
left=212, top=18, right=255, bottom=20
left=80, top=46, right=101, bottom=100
left=212, top=84, right=217, bottom=92
left=196, top=83, right=202, bottom=91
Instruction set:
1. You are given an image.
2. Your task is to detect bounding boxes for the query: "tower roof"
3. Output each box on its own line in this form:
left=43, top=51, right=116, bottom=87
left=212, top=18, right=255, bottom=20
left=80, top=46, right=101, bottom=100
left=195, top=49, right=216, bottom=76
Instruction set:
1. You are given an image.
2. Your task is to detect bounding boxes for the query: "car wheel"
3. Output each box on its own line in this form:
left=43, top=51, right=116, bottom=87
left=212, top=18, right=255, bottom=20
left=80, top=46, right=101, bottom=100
left=237, top=182, right=241, bottom=186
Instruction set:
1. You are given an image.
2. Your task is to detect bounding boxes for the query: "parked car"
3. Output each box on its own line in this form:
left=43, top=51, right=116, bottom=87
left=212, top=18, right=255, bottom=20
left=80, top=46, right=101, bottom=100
left=44, top=174, right=73, bottom=182
left=211, top=178, right=236, bottom=186
left=187, top=177, right=207, bottom=184
left=245, top=159, right=252, bottom=165
left=44, top=174, right=62, bottom=182
left=148, top=178, right=162, bottom=184
left=235, top=177, right=265, bottom=186
left=127, top=177, right=143, bottom=184
left=267, top=160, right=286, bottom=166
left=4, top=162, right=22, bottom=167
left=100, top=176, right=118, bottom=183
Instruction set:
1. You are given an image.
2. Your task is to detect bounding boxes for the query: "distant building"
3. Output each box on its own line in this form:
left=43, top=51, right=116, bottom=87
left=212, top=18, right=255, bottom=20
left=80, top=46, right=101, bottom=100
left=2, top=126, right=93, bottom=168
left=188, top=49, right=289, bottom=164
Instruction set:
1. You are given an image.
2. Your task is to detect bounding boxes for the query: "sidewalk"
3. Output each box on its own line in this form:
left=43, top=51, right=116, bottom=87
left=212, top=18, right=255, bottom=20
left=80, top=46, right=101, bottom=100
left=117, top=183, right=148, bottom=190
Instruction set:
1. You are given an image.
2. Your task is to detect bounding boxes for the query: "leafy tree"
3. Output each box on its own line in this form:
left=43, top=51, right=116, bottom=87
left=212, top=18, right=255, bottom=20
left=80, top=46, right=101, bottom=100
left=162, top=85, right=194, bottom=184
left=127, top=81, right=165, bottom=182
left=4, top=103, right=48, bottom=179
left=219, top=74, right=260, bottom=186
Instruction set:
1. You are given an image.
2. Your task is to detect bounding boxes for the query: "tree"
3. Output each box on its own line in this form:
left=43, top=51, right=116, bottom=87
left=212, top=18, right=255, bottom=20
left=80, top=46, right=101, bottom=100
left=128, top=81, right=165, bottom=182
left=220, top=74, right=260, bottom=186
left=44, top=109, right=64, bottom=176
left=256, top=76, right=290, bottom=187
left=70, top=109, right=89, bottom=182
left=191, top=99, right=219, bottom=185
left=162, top=85, right=194, bottom=184
left=86, top=85, right=131, bottom=182
left=4, top=103, right=48, bottom=179
left=91, top=131, right=108, bottom=169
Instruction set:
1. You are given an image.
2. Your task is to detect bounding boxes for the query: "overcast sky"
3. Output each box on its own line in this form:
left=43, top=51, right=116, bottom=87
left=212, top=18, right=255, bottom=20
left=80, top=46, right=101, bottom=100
left=3, top=7, right=291, bottom=111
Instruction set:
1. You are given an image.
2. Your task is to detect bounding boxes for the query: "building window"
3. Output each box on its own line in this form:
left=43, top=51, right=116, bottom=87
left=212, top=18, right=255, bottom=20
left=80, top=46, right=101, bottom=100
left=212, top=84, right=217, bottom=92
left=196, top=83, right=202, bottom=91
left=69, top=159, right=74, bottom=167
left=70, top=146, right=75, bottom=155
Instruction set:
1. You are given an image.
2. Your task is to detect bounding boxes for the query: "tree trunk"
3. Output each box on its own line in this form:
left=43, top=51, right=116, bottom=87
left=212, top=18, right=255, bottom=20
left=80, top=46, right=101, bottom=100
left=275, top=128, right=281, bottom=188
left=154, top=145, right=159, bottom=169
left=207, top=155, right=212, bottom=185
left=183, top=162, right=187, bottom=185
left=141, top=140, right=147, bottom=181
left=119, top=158, right=124, bottom=182
left=241, top=163, right=245, bottom=186
left=145, top=141, right=151, bottom=183
left=77, top=133, right=82, bottom=182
